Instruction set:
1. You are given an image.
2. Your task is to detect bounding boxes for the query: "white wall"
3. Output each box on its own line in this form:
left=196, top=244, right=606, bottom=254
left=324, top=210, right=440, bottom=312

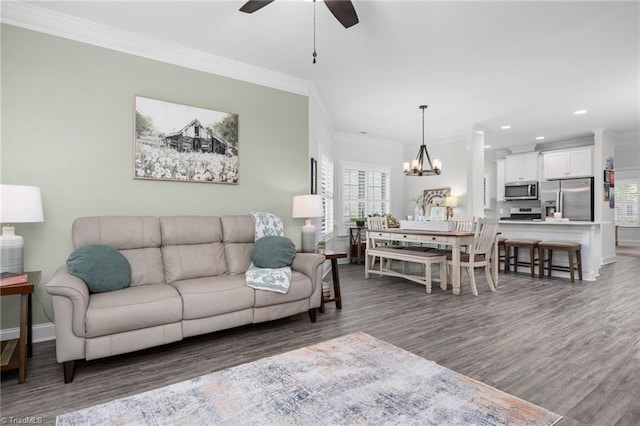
left=615, top=131, right=640, bottom=246
left=593, top=129, right=617, bottom=263
left=615, top=131, right=640, bottom=178
left=331, top=133, right=404, bottom=254
left=308, top=92, right=335, bottom=253
left=1, top=25, right=309, bottom=330
left=403, top=134, right=472, bottom=219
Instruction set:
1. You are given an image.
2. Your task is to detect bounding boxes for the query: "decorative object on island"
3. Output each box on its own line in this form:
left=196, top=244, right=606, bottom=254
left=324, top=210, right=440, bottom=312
left=0, top=185, right=44, bottom=274
left=134, top=96, right=239, bottom=184
left=403, top=105, right=442, bottom=176
left=445, top=196, right=459, bottom=220
left=292, top=194, right=324, bottom=253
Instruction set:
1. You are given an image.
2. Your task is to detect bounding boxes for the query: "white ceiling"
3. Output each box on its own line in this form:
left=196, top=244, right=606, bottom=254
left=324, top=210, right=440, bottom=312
left=11, top=1, right=640, bottom=150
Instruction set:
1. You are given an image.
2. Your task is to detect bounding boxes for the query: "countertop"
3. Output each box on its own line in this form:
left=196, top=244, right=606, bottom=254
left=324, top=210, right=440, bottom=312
left=498, top=220, right=609, bottom=225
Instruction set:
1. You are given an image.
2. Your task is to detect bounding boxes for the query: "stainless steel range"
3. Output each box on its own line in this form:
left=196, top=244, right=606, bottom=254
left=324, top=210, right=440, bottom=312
left=500, top=207, right=542, bottom=221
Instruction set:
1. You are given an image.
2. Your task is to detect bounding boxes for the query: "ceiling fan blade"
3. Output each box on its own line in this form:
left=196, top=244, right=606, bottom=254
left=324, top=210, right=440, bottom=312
left=239, top=0, right=275, bottom=14
left=323, top=0, right=359, bottom=28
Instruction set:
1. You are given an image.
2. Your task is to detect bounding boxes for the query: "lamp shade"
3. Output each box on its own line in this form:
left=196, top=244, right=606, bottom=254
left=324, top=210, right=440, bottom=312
left=292, top=194, right=323, bottom=218
left=445, top=196, right=459, bottom=207
left=0, top=185, right=44, bottom=223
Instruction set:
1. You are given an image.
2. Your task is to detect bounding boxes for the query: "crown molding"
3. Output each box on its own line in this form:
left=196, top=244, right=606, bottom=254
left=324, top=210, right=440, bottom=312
left=333, top=131, right=403, bottom=149
left=309, top=84, right=335, bottom=134
left=0, top=1, right=314, bottom=97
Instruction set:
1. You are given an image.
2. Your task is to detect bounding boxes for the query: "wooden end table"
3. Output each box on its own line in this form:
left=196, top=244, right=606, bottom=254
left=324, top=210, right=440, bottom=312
left=320, top=251, right=347, bottom=313
left=1, top=271, right=40, bottom=384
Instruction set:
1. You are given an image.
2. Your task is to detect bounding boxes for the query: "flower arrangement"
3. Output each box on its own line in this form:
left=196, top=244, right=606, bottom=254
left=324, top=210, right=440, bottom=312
left=369, top=212, right=399, bottom=228
left=410, top=192, right=426, bottom=218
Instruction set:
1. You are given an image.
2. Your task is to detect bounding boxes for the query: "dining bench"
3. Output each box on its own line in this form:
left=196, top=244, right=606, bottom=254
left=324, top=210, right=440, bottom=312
left=364, top=246, right=447, bottom=293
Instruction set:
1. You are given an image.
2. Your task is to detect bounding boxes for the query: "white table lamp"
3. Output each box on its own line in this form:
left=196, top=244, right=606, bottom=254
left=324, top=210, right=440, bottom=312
left=292, top=194, right=323, bottom=253
left=445, top=196, right=458, bottom=221
left=0, top=185, right=44, bottom=273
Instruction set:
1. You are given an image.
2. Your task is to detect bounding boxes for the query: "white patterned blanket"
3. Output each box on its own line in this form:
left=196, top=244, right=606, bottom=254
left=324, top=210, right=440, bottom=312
left=245, top=212, right=292, bottom=293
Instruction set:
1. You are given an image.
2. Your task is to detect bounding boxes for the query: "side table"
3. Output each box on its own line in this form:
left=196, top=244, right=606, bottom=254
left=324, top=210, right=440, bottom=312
left=320, top=251, right=347, bottom=313
left=1, top=271, right=40, bottom=384
left=349, top=227, right=366, bottom=264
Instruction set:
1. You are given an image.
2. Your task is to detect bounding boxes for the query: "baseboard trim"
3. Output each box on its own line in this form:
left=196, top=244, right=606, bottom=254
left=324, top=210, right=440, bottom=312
left=618, top=240, right=640, bottom=247
left=0, top=322, right=56, bottom=343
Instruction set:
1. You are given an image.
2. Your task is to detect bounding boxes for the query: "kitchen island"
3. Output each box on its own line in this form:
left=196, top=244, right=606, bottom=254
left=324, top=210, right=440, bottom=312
left=498, top=220, right=611, bottom=281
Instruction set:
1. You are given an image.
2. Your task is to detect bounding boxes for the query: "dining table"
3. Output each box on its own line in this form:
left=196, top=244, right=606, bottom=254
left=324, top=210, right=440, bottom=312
left=366, top=227, right=499, bottom=295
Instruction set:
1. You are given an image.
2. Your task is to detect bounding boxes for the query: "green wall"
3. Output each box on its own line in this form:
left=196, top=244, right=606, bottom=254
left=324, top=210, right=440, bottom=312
left=0, top=25, right=309, bottom=330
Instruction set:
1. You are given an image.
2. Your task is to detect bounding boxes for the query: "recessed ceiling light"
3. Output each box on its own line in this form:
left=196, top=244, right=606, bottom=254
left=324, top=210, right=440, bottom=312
left=500, top=125, right=511, bottom=130
left=484, top=145, right=491, bottom=149
left=574, top=110, right=588, bottom=115
left=536, top=136, right=545, bottom=140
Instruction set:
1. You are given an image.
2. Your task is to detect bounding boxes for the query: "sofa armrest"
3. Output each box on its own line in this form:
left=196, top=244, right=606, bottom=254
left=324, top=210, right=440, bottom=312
left=45, top=266, right=89, bottom=338
left=291, top=253, right=325, bottom=291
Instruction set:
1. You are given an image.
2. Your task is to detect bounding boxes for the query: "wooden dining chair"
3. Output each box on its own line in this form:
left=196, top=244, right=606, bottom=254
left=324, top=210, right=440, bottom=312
left=453, top=216, right=475, bottom=232
left=444, top=217, right=499, bottom=296
left=366, top=216, right=389, bottom=268
left=450, top=216, right=475, bottom=252
left=367, top=216, right=388, bottom=231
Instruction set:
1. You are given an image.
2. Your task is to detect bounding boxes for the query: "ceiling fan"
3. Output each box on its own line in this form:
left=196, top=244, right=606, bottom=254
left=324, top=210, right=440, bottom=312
left=239, top=0, right=359, bottom=29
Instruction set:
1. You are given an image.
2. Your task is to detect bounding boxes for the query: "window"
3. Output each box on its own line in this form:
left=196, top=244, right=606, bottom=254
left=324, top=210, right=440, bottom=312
left=340, top=161, right=390, bottom=235
left=320, top=154, right=334, bottom=239
left=615, top=180, right=639, bottom=225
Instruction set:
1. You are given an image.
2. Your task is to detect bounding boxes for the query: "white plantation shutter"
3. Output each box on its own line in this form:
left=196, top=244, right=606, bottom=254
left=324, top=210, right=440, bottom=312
left=340, top=162, right=390, bottom=235
left=320, top=154, right=334, bottom=239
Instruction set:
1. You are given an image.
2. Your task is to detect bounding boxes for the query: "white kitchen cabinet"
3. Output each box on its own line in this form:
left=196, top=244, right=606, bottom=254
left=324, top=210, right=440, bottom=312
left=496, top=159, right=505, bottom=201
left=505, top=152, right=539, bottom=183
left=543, top=147, right=592, bottom=180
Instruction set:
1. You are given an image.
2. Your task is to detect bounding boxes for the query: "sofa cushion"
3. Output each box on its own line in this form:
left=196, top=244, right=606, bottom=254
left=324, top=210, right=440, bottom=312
left=73, top=216, right=161, bottom=250
left=221, top=215, right=255, bottom=275
left=67, top=244, right=131, bottom=294
left=253, top=271, right=313, bottom=307
left=72, top=216, right=163, bottom=286
left=119, top=247, right=165, bottom=286
left=170, top=275, right=255, bottom=320
left=85, top=284, right=182, bottom=338
left=160, top=216, right=227, bottom=283
left=251, top=236, right=296, bottom=269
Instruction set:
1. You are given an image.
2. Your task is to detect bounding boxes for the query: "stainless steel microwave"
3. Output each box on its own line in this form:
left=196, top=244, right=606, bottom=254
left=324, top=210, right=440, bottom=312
left=504, top=181, right=538, bottom=201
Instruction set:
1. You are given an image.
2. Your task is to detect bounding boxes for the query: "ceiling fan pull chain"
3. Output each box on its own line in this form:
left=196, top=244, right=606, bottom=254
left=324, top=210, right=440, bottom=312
left=312, top=0, right=317, bottom=64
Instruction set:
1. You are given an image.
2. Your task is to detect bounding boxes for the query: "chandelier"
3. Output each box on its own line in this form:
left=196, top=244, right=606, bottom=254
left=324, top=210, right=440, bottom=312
left=403, top=105, right=442, bottom=176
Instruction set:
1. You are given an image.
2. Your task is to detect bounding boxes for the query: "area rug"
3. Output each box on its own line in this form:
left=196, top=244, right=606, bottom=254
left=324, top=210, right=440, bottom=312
left=57, top=332, right=561, bottom=425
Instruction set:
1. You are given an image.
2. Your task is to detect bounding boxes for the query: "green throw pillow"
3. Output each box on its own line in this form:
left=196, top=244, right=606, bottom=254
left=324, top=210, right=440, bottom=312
left=251, top=236, right=297, bottom=269
left=67, top=244, right=132, bottom=293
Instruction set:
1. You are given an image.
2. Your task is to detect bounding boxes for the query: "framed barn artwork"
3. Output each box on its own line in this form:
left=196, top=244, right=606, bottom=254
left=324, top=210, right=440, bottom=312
left=134, top=96, right=239, bottom=184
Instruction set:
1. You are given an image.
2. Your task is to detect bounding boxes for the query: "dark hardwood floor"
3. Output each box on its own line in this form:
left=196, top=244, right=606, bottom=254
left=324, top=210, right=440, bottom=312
left=2, top=249, right=639, bottom=425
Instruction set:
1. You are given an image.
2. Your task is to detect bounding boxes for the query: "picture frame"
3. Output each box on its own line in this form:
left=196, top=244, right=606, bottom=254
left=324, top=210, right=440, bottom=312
left=423, top=187, right=451, bottom=206
left=310, top=158, right=318, bottom=194
left=134, top=96, right=239, bottom=184
left=430, top=206, right=446, bottom=222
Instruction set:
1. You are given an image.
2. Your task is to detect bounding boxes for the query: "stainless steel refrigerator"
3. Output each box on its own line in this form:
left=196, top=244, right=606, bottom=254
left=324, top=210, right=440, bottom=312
left=540, top=177, right=594, bottom=221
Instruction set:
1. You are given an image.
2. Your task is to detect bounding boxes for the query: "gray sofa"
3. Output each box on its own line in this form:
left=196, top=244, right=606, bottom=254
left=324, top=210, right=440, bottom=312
left=45, top=215, right=325, bottom=383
